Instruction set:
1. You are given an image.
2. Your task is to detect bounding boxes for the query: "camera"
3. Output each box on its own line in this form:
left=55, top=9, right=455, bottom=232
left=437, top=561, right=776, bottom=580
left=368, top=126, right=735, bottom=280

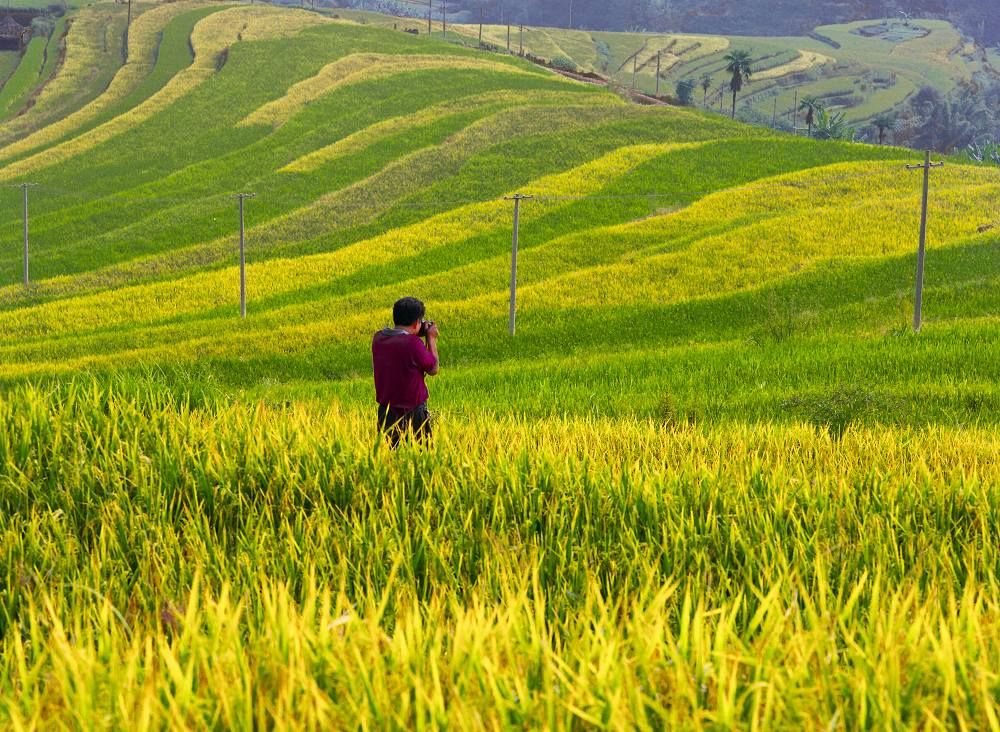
left=418, top=319, right=436, bottom=337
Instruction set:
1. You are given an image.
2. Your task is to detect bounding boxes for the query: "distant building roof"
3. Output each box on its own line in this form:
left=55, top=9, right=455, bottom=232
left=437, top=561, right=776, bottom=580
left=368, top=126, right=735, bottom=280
left=0, top=16, right=27, bottom=39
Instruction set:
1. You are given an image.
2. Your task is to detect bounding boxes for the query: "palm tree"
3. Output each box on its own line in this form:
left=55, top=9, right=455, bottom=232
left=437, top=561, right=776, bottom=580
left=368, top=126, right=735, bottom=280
left=723, top=50, right=753, bottom=119
left=701, top=73, right=712, bottom=107
left=871, top=113, right=896, bottom=145
left=812, top=108, right=854, bottom=141
left=799, top=95, right=822, bottom=137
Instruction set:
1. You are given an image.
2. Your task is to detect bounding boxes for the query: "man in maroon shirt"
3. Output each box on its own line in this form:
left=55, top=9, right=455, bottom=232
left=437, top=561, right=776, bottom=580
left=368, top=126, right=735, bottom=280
left=372, top=297, right=440, bottom=446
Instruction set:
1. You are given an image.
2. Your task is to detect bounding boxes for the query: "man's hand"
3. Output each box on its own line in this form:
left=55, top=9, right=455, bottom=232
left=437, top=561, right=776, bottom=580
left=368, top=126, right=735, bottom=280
left=426, top=322, right=440, bottom=340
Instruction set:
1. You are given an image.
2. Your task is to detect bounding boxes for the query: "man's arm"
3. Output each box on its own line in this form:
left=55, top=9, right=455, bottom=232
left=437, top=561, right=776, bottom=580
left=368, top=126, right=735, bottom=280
left=424, top=323, right=440, bottom=376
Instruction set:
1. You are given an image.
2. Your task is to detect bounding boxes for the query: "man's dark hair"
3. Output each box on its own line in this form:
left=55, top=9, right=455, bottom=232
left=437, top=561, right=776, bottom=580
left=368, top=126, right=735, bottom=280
left=393, top=296, right=425, bottom=326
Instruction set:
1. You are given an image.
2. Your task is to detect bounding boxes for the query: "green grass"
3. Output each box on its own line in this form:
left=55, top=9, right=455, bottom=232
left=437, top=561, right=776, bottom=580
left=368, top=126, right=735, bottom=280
left=0, top=4, right=999, bottom=726
left=0, top=49, right=19, bottom=85
left=0, top=35, right=46, bottom=119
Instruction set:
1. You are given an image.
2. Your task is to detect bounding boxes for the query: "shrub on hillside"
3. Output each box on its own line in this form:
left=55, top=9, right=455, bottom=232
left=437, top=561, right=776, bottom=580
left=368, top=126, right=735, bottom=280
left=675, top=78, right=695, bottom=105
left=551, top=56, right=577, bottom=72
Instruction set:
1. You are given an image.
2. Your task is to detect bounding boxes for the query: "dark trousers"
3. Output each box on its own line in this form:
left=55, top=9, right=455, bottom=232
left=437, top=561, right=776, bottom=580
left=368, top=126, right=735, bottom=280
left=377, top=403, right=432, bottom=447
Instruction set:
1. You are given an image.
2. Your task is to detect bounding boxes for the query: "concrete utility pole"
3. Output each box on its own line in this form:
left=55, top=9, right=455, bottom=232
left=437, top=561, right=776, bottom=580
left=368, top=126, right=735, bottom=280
left=18, top=183, right=37, bottom=288
left=230, top=193, right=256, bottom=319
left=906, top=150, right=944, bottom=332
left=655, top=51, right=661, bottom=97
left=504, top=194, right=532, bottom=336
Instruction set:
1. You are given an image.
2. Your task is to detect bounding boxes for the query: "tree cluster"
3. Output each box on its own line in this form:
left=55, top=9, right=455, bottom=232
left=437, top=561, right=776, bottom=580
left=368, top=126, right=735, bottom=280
left=894, top=79, right=1000, bottom=152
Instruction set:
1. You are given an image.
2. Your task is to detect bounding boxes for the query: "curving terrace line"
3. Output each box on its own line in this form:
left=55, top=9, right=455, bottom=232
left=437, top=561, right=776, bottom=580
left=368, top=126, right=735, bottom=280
left=0, top=6, right=331, bottom=182
left=0, top=3, right=221, bottom=165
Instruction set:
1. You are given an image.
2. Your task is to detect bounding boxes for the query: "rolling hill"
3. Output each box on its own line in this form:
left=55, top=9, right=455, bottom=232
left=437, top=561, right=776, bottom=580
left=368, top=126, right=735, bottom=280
left=1, top=1, right=1000, bottom=726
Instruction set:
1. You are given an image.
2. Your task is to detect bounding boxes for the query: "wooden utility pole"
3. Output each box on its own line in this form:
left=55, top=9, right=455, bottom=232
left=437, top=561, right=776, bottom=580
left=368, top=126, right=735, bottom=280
left=478, top=4, right=483, bottom=46
left=504, top=194, right=532, bottom=336
left=655, top=51, right=661, bottom=96
left=427, top=0, right=432, bottom=35
left=17, top=183, right=37, bottom=288
left=442, top=0, right=446, bottom=38
left=519, top=24, right=524, bottom=56
left=632, top=53, right=638, bottom=89
left=568, top=0, right=573, bottom=29
left=905, top=150, right=944, bottom=332
left=230, top=193, right=256, bottom=319
left=506, top=21, right=510, bottom=52
left=792, top=90, right=798, bottom=129
left=772, top=95, right=778, bottom=128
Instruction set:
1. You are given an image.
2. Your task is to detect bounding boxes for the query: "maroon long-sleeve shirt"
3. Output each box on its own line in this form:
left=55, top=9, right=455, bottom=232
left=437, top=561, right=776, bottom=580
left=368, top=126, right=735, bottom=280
left=372, top=328, right=438, bottom=410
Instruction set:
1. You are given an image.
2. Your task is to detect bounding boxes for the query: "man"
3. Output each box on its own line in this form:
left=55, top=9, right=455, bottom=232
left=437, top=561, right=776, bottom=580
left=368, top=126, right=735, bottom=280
left=372, top=297, right=440, bottom=447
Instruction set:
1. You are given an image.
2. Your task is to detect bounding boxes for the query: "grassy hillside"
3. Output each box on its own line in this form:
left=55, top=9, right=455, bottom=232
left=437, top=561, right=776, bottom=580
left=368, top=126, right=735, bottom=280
left=1, top=2, right=999, bottom=726
left=354, top=10, right=997, bottom=127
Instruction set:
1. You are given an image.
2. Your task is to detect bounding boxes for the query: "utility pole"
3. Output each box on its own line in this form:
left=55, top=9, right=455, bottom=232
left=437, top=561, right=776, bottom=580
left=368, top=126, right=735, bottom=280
left=792, top=90, right=798, bottom=130
left=427, top=0, right=432, bottom=35
left=519, top=24, right=524, bottom=56
left=116, top=0, right=132, bottom=60
left=632, top=52, right=638, bottom=89
left=478, top=4, right=483, bottom=46
left=442, top=0, right=446, bottom=38
left=655, top=51, right=661, bottom=97
left=230, top=193, right=256, bottom=319
left=905, top=150, right=943, bottom=332
left=569, top=0, right=573, bottom=29
left=504, top=194, right=532, bottom=336
left=771, top=95, right=778, bottom=128
left=506, top=20, right=511, bottom=53
left=17, top=183, right=37, bottom=288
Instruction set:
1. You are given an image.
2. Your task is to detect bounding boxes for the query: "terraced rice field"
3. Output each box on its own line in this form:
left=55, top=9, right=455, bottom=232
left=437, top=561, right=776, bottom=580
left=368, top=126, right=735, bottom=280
left=350, top=11, right=996, bottom=126
left=1, top=2, right=1000, bottom=727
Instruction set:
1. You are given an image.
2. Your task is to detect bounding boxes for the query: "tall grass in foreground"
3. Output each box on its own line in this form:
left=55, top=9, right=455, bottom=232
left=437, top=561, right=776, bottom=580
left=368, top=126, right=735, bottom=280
left=1, top=379, right=999, bottom=727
